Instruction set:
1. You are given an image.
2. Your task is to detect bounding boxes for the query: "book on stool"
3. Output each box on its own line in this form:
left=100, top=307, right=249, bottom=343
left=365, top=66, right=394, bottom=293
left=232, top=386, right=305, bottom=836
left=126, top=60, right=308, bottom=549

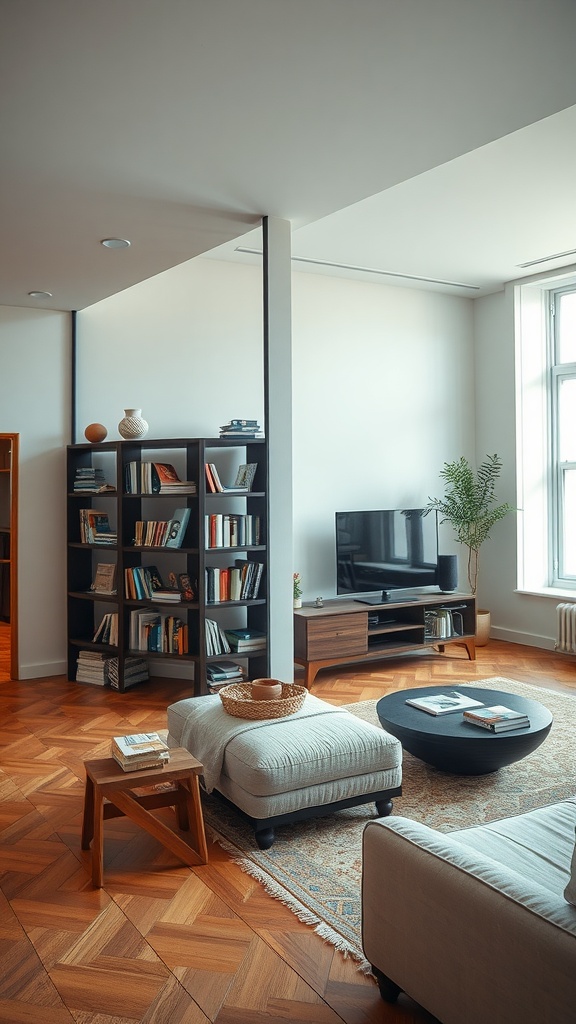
left=112, top=732, right=170, bottom=771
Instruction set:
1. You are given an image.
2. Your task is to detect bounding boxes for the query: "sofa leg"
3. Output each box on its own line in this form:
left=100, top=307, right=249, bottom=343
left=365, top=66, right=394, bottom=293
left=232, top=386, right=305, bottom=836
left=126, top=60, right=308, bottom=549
left=375, top=798, right=393, bottom=817
left=255, top=826, right=275, bottom=849
left=372, top=966, right=401, bottom=1003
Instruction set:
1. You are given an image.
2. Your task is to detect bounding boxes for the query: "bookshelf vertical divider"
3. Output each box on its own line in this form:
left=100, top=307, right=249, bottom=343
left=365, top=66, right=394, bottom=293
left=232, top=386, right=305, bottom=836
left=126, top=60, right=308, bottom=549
left=67, top=437, right=269, bottom=694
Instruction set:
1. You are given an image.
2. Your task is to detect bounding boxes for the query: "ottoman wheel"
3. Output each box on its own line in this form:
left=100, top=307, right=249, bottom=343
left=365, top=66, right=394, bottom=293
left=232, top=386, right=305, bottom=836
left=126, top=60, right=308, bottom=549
left=375, top=798, right=393, bottom=817
left=255, top=826, right=275, bottom=849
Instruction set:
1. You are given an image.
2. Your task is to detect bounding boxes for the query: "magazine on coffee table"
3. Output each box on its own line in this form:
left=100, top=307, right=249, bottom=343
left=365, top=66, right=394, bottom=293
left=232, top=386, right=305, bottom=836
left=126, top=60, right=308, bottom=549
left=405, top=691, right=485, bottom=716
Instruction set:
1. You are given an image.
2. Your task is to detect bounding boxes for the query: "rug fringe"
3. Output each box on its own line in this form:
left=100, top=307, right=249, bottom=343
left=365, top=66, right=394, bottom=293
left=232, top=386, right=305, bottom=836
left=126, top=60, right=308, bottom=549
left=206, top=824, right=372, bottom=974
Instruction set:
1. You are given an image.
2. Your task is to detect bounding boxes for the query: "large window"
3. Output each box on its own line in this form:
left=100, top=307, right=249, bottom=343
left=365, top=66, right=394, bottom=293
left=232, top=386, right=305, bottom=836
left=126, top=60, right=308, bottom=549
left=551, top=287, right=576, bottom=585
left=516, top=272, right=576, bottom=596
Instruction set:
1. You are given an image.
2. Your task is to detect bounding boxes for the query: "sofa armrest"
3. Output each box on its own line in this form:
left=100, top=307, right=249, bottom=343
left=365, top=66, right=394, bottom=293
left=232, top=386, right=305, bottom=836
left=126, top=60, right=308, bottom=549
left=362, top=817, right=576, bottom=1024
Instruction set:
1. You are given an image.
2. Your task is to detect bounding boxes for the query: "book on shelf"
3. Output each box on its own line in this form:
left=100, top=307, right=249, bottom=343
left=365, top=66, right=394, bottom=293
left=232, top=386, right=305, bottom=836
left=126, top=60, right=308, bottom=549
left=129, top=608, right=188, bottom=654
left=165, top=507, right=191, bottom=548
left=405, top=691, right=484, bottom=715
left=205, top=560, right=264, bottom=603
left=224, top=626, right=267, bottom=651
left=90, top=562, right=117, bottom=595
left=220, top=419, right=260, bottom=429
left=205, top=513, right=261, bottom=548
left=463, top=705, right=530, bottom=731
left=125, top=461, right=196, bottom=495
left=92, top=611, right=118, bottom=646
left=205, top=618, right=232, bottom=656
left=79, top=509, right=117, bottom=545
left=207, top=659, right=246, bottom=680
left=111, top=732, right=170, bottom=771
left=205, top=462, right=258, bottom=493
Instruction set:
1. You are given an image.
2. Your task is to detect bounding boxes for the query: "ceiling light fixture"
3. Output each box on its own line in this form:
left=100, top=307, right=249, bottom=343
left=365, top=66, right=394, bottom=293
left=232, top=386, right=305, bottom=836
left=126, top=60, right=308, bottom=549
left=101, top=238, right=131, bottom=249
left=235, top=247, right=480, bottom=291
left=517, top=248, right=576, bottom=269
left=28, top=290, right=53, bottom=299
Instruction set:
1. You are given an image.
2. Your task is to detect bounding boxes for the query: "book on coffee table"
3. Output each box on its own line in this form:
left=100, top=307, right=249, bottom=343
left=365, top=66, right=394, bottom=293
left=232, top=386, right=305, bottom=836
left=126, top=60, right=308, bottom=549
left=463, top=705, right=530, bottom=731
left=405, top=691, right=485, bottom=715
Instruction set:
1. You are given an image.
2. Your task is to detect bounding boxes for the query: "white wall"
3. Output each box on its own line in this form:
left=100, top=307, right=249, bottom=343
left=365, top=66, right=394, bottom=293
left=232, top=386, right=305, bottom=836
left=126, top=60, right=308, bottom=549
left=291, top=272, right=475, bottom=600
left=474, top=290, right=558, bottom=648
left=0, top=305, right=70, bottom=677
left=0, top=259, right=480, bottom=679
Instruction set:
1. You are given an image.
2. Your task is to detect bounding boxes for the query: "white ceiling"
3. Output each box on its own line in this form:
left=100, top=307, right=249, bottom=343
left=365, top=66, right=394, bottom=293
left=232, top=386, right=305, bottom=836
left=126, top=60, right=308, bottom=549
left=2, top=0, right=576, bottom=311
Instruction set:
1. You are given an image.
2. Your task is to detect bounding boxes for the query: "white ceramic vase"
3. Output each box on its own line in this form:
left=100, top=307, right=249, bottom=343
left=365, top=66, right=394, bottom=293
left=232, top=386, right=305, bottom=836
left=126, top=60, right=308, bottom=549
left=118, top=408, right=149, bottom=440
left=293, top=597, right=302, bottom=609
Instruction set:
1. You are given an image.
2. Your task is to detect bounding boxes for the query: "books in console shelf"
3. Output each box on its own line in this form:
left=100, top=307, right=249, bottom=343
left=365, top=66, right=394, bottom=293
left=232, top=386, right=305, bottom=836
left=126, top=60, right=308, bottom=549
left=405, top=691, right=484, bottom=715
left=111, top=733, right=170, bottom=772
left=463, top=705, right=531, bottom=731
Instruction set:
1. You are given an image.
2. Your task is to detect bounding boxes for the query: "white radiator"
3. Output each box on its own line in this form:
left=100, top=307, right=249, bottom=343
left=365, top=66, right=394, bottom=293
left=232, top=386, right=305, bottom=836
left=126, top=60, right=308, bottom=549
left=555, top=602, right=576, bottom=653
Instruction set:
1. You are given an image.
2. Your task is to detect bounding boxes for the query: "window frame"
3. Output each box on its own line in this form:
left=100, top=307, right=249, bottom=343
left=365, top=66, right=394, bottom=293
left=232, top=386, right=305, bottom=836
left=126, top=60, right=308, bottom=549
left=549, top=285, right=576, bottom=588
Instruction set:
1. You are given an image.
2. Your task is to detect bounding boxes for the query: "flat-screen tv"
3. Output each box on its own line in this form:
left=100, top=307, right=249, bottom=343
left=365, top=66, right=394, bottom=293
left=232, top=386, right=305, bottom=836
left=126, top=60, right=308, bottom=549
left=336, top=508, right=438, bottom=603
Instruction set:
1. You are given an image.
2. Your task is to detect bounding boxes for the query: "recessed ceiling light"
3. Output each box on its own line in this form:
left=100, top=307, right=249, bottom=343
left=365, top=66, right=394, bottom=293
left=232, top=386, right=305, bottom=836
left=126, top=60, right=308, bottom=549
left=28, top=290, right=53, bottom=299
left=101, top=237, right=131, bottom=248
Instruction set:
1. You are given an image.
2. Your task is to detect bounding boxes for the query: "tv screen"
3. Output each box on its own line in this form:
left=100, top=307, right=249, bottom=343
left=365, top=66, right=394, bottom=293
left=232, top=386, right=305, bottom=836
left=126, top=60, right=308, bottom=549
left=336, top=508, right=438, bottom=602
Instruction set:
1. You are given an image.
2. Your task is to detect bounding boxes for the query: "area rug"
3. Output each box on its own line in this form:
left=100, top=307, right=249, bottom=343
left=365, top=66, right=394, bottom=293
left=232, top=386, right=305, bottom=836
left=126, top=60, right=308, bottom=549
left=201, top=677, right=576, bottom=968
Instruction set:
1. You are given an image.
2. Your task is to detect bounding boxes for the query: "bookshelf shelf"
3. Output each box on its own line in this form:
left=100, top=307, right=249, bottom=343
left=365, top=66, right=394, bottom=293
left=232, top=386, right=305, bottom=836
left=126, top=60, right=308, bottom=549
left=67, top=437, right=269, bottom=693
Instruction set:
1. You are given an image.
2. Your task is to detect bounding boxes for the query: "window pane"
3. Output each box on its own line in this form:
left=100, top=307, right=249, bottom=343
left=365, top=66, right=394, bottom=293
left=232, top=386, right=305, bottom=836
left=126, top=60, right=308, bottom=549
left=558, top=291, right=576, bottom=363
left=562, top=468, right=576, bottom=577
left=558, top=376, right=576, bottom=461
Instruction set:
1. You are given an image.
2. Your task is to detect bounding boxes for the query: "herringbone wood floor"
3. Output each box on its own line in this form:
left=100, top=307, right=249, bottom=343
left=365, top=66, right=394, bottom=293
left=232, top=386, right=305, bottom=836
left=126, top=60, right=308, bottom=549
left=1, top=640, right=575, bottom=1023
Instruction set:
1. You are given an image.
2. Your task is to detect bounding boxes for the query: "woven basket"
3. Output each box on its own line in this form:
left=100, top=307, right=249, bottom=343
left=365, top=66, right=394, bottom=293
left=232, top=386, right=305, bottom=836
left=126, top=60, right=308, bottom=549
left=219, top=681, right=307, bottom=720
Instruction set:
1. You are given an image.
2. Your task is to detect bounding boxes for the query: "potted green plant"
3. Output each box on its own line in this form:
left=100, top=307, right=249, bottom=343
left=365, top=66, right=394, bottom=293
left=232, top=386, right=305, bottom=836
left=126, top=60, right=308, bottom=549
left=426, top=454, right=514, bottom=644
left=293, top=572, right=303, bottom=609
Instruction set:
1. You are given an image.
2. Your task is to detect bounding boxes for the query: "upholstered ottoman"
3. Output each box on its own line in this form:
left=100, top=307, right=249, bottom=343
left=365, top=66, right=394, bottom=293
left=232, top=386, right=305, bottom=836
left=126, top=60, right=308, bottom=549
left=166, top=691, right=402, bottom=848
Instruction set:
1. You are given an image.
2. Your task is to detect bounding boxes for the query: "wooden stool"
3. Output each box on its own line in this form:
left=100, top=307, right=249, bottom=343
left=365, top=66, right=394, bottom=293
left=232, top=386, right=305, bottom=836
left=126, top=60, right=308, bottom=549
left=81, top=746, right=208, bottom=887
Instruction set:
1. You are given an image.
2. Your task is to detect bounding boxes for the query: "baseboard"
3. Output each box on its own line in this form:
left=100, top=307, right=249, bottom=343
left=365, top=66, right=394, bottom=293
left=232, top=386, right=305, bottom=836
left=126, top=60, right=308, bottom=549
left=490, top=625, right=555, bottom=650
left=18, top=660, right=68, bottom=680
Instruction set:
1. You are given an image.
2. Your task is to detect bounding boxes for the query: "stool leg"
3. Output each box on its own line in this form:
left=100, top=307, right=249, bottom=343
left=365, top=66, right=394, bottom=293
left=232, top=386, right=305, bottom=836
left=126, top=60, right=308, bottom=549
left=92, top=786, right=105, bottom=888
left=81, top=775, right=95, bottom=849
left=180, top=775, right=208, bottom=863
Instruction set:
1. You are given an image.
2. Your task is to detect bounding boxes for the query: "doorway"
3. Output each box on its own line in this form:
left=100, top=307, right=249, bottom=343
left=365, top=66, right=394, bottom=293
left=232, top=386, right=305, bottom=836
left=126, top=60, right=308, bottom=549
left=0, top=434, right=18, bottom=680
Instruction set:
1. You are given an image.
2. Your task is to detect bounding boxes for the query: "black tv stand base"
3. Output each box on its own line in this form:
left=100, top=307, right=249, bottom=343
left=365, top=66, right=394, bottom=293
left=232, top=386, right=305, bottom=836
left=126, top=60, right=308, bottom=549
left=356, top=592, right=417, bottom=604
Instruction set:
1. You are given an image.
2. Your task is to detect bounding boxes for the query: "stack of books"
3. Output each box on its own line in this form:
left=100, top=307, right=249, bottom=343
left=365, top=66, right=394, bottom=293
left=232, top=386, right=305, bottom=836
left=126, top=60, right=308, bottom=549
left=219, top=418, right=264, bottom=439
left=90, top=562, right=117, bottom=595
left=74, top=467, right=110, bottom=492
left=76, top=650, right=110, bottom=685
left=108, top=656, right=149, bottom=690
left=405, top=691, right=484, bottom=715
left=224, top=627, right=267, bottom=653
left=463, top=705, right=530, bottom=731
left=206, top=659, right=245, bottom=690
left=111, top=732, right=170, bottom=771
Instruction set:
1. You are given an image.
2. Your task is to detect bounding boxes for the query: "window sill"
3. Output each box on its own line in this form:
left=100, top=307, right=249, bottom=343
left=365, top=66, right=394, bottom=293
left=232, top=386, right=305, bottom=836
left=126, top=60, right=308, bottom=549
left=516, top=587, right=576, bottom=601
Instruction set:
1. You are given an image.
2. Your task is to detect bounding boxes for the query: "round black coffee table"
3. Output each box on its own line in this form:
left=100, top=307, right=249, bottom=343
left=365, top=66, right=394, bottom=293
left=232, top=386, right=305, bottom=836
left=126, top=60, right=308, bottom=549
left=376, top=685, right=553, bottom=775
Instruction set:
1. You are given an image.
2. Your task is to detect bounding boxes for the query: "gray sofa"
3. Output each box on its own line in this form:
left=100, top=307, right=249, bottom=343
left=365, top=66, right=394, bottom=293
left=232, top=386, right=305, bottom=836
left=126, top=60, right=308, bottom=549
left=362, top=797, right=576, bottom=1024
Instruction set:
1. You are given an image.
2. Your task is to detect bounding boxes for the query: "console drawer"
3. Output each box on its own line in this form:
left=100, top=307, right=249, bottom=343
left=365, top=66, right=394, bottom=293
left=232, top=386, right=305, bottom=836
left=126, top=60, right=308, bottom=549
left=303, top=613, right=367, bottom=660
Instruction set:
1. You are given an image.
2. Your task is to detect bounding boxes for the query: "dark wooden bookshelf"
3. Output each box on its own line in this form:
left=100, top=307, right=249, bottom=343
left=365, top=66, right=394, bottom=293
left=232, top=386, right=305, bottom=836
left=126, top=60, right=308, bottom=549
left=67, top=438, right=269, bottom=693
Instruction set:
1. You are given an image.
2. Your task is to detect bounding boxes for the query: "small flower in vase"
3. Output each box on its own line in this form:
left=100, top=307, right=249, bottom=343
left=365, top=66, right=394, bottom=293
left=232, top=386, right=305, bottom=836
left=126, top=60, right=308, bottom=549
left=293, top=572, right=302, bottom=608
